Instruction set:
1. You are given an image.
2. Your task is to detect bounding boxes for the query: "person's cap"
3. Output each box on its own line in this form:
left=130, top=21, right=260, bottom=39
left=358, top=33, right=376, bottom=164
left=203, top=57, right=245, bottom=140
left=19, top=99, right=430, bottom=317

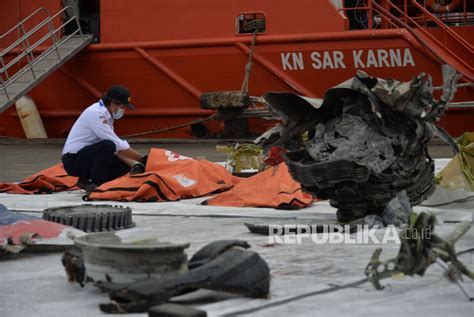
left=106, top=85, right=136, bottom=110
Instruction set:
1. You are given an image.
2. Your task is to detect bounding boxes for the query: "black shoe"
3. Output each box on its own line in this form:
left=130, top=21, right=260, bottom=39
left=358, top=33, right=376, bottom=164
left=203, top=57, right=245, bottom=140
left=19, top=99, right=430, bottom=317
left=130, top=162, right=145, bottom=174
left=76, top=178, right=98, bottom=192
left=75, top=178, right=90, bottom=190
left=83, top=182, right=98, bottom=193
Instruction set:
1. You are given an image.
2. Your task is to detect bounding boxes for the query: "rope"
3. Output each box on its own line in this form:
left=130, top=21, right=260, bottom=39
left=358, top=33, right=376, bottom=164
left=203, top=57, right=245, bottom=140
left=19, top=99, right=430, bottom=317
left=240, top=30, right=258, bottom=93
left=121, top=114, right=217, bottom=138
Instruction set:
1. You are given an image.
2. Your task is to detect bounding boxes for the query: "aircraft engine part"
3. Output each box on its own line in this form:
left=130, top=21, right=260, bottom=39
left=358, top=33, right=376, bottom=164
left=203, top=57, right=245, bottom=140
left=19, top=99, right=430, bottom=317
left=257, top=68, right=459, bottom=221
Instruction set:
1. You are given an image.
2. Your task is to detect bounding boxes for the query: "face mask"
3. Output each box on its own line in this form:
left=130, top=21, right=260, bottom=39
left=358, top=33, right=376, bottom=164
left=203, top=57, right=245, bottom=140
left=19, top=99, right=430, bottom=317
left=112, top=107, right=125, bottom=120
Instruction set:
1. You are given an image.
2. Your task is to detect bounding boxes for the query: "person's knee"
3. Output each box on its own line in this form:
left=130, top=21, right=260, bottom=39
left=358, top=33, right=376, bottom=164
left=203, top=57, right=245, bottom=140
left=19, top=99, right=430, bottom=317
left=61, top=157, right=75, bottom=176
left=98, top=140, right=116, bottom=154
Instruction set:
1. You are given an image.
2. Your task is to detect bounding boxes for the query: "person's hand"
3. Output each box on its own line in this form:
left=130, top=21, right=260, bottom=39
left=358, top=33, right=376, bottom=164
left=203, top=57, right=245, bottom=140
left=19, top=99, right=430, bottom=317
left=139, top=154, right=148, bottom=165
left=130, top=162, right=145, bottom=174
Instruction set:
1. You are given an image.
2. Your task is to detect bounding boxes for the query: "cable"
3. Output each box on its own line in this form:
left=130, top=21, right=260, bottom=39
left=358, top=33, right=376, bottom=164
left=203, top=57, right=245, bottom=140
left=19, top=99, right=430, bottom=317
left=222, top=278, right=368, bottom=316
left=457, top=248, right=474, bottom=257
left=354, top=0, right=369, bottom=29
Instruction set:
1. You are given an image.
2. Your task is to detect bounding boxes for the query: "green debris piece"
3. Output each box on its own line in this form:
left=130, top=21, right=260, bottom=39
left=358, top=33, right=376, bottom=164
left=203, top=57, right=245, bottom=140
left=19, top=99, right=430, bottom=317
left=365, top=212, right=473, bottom=296
left=217, top=143, right=264, bottom=174
left=436, top=132, right=474, bottom=191
left=458, top=132, right=474, bottom=191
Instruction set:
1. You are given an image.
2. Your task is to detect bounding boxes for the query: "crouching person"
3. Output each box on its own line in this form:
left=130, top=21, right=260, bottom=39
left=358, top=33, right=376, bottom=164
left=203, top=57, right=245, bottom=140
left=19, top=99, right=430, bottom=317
left=61, top=85, right=146, bottom=191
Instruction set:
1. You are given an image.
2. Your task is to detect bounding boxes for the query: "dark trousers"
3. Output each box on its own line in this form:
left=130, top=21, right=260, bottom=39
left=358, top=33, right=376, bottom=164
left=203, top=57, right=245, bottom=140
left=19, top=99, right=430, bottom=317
left=62, top=140, right=129, bottom=185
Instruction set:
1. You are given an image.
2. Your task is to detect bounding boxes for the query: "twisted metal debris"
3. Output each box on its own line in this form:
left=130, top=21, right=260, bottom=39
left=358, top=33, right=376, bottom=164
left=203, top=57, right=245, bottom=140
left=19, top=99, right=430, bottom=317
left=365, top=212, right=473, bottom=300
left=257, top=66, right=460, bottom=221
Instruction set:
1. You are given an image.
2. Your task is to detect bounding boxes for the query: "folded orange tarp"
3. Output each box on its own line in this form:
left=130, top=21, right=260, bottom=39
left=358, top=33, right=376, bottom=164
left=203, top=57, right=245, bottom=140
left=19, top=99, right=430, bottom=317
left=1, top=149, right=314, bottom=211
left=202, top=163, right=315, bottom=209
left=87, top=148, right=239, bottom=202
left=0, top=164, right=78, bottom=194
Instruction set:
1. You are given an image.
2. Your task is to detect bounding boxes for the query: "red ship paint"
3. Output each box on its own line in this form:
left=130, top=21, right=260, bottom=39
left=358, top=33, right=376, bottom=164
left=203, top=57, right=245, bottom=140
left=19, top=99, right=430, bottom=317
left=1, top=0, right=473, bottom=138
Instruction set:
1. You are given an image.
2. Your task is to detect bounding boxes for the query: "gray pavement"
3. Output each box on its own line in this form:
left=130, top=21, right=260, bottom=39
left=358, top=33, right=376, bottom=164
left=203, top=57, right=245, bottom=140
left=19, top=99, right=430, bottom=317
left=0, top=140, right=454, bottom=183
left=0, top=187, right=473, bottom=317
left=0, top=141, right=229, bottom=183
left=1, top=140, right=472, bottom=317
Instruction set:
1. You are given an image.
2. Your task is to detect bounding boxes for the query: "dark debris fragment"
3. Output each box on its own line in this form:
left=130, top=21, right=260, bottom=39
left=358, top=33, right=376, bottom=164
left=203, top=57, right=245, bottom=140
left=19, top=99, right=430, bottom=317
left=257, top=68, right=459, bottom=222
left=95, top=240, right=270, bottom=313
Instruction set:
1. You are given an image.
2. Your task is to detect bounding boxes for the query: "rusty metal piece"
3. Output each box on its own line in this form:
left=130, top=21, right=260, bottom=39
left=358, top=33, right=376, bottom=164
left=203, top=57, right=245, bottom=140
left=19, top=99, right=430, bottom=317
left=62, top=247, right=87, bottom=287
left=200, top=91, right=250, bottom=109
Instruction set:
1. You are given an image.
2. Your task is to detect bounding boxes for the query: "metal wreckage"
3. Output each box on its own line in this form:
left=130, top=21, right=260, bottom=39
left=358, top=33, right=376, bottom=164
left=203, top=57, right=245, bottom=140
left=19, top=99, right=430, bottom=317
left=59, top=68, right=473, bottom=314
left=255, top=65, right=474, bottom=301
left=252, top=66, right=473, bottom=300
left=62, top=214, right=473, bottom=314
left=63, top=239, right=271, bottom=313
left=256, top=65, right=460, bottom=223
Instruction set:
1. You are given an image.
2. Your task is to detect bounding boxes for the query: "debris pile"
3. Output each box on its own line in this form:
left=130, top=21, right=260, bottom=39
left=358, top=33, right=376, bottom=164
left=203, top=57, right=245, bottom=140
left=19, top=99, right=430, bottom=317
left=63, top=239, right=270, bottom=313
left=257, top=67, right=460, bottom=222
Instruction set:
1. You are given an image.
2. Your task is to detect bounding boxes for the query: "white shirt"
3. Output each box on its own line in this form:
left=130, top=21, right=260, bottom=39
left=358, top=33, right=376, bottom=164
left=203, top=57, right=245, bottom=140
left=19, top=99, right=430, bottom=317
left=62, top=100, right=130, bottom=155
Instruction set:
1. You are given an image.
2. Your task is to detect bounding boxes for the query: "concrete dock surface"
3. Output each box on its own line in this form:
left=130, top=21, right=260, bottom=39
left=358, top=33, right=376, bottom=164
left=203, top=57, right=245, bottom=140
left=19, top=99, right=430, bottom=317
left=0, top=140, right=472, bottom=317
left=0, top=139, right=455, bottom=182
left=0, top=141, right=229, bottom=183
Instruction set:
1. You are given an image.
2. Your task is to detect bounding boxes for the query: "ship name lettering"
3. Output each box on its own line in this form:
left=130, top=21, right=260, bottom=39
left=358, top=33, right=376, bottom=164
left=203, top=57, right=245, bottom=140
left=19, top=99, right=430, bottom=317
left=281, top=52, right=305, bottom=70
left=282, top=48, right=416, bottom=71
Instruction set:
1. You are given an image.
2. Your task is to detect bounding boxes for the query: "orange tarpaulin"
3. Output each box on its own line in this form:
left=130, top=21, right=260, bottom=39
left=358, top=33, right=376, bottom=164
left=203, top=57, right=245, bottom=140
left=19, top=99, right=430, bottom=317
left=0, top=149, right=315, bottom=209
left=87, top=148, right=239, bottom=202
left=0, top=164, right=78, bottom=194
left=202, top=163, right=315, bottom=209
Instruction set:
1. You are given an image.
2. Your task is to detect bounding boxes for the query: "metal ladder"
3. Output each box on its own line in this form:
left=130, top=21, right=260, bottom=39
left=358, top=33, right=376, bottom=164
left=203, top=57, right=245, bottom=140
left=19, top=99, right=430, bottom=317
left=0, top=6, right=93, bottom=112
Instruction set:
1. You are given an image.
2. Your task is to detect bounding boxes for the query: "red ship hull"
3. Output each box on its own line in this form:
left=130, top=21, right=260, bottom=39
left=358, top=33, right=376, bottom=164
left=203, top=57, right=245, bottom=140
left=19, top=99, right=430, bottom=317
left=1, top=0, right=473, bottom=138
